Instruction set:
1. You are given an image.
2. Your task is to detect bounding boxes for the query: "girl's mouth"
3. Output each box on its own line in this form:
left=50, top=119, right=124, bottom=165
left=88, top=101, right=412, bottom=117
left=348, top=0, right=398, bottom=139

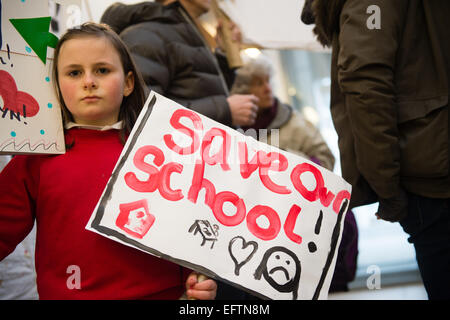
left=82, top=96, right=100, bottom=102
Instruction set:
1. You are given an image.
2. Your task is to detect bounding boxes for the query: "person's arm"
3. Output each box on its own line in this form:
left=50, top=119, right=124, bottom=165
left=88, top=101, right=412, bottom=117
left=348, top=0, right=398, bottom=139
left=337, top=0, right=409, bottom=221
left=0, top=156, right=36, bottom=261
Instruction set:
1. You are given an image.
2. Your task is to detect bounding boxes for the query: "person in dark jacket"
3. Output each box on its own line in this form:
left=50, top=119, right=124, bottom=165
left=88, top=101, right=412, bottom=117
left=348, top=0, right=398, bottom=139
left=101, top=0, right=258, bottom=129
left=301, top=0, right=450, bottom=299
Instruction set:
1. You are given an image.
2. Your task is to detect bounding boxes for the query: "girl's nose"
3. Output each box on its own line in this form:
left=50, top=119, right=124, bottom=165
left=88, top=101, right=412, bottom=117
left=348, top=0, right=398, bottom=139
left=83, top=73, right=97, bottom=89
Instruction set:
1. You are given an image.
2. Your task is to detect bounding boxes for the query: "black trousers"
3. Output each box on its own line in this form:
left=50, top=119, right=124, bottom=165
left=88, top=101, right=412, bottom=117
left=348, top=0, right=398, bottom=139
left=400, top=193, right=450, bottom=300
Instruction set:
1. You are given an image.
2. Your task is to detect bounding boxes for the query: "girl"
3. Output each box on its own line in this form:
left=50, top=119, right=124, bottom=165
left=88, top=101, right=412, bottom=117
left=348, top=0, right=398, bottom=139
left=0, top=22, right=216, bottom=300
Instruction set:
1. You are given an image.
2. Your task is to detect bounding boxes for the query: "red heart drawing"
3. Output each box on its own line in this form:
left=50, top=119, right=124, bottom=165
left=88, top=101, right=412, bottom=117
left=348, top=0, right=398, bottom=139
left=0, top=70, right=40, bottom=118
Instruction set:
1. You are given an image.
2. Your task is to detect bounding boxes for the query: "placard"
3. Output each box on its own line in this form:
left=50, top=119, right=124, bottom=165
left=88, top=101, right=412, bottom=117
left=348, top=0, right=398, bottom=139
left=0, top=0, right=81, bottom=154
left=87, top=92, right=352, bottom=300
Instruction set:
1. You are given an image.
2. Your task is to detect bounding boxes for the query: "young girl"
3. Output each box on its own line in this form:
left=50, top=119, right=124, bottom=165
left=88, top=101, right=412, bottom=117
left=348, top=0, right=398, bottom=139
left=0, top=22, right=216, bottom=300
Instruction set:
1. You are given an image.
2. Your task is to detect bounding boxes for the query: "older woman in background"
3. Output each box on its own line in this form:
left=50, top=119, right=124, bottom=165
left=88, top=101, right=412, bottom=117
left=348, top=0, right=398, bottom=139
left=231, top=57, right=335, bottom=171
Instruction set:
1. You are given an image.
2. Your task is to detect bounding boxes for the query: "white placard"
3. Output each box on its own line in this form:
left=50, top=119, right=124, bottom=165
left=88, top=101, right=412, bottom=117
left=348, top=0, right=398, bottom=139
left=0, top=0, right=83, bottom=154
left=87, top=92, right=352, bottom=300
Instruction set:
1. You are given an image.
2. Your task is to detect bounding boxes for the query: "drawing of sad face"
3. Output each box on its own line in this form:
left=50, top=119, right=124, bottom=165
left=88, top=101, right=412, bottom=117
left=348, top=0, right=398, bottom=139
left=266, top=251, right=298, bottom=285
left=254, top=246, right=301, bottom=300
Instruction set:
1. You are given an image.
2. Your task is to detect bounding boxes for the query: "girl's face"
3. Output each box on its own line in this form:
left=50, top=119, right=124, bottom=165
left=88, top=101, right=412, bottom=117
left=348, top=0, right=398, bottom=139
left=57, top=36, right=134, bottom=126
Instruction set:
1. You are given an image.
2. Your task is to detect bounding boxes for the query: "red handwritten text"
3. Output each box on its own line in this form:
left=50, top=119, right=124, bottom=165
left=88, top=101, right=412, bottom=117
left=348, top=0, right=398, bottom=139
left=124, top=108, right=350, bottom=244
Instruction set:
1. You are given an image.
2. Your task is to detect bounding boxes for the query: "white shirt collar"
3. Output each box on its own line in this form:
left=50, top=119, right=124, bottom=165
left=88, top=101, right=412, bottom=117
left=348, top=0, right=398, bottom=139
left=65, top=121, right=123, bottom=131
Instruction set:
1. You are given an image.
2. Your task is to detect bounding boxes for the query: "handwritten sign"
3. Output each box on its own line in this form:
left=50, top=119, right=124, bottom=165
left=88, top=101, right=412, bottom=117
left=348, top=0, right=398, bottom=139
left=0, top=0, right=82, bottom=154
left=87, top=92, right=352, bottom=300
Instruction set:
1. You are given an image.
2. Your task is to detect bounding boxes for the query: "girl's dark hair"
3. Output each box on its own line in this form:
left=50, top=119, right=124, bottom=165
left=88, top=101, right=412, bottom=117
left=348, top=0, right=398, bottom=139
left=52, top=22, right=147, bottom=144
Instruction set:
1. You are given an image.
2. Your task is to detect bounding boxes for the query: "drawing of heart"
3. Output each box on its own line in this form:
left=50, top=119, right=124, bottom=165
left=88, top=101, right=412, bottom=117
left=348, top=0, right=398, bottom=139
left=228, top=236, right=258, bottom=276
left=0, top=70, right=40, bottom=117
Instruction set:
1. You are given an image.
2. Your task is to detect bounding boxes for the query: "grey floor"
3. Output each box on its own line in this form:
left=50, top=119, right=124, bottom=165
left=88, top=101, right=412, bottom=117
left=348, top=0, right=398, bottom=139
left=328, top=282, right=428, bottom=300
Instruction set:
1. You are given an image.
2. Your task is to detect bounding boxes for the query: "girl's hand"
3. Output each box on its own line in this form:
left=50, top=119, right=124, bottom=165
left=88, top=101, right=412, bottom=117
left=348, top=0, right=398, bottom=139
left=185, top=272, right=217, bottom=300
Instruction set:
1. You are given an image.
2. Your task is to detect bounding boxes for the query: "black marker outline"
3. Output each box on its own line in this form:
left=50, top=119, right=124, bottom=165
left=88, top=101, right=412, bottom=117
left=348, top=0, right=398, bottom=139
left=228, top=235, right=258, bottom=276
left=0, top=139, right=60, bottom=152
left=312, top=198, right=349, bottom=300
left=254, top=246, right=301, bottom=300
left=315, top=210, right=323, bottom=234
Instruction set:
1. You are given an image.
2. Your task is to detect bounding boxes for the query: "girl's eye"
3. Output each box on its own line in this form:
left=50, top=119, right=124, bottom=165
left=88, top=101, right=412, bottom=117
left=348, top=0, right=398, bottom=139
left=97, top=67, right=110, bottom=74
left=68, top=70, right=81, bottom=77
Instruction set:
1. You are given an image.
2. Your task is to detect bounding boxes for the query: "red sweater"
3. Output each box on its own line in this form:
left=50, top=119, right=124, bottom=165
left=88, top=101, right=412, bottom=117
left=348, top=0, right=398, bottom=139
left=0, top=128, right=188, bottom=299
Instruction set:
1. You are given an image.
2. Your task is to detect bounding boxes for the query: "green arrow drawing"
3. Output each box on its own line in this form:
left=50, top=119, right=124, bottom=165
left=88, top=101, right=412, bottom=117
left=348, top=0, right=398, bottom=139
left=9, top=16, right=59, bottom=64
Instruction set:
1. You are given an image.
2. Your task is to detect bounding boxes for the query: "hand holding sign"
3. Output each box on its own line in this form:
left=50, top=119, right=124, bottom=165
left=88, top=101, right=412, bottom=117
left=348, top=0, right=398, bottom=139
left=185, top=273, right=217, bottom=300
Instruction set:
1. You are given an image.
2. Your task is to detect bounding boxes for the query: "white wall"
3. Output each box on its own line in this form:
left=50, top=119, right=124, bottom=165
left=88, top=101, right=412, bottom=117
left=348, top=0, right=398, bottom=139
left=83, top=0, right=148, bottom=23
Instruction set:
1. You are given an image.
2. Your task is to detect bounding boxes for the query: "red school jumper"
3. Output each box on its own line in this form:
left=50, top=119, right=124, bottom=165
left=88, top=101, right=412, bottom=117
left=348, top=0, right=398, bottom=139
left=0, top=128, right=189, bottom=299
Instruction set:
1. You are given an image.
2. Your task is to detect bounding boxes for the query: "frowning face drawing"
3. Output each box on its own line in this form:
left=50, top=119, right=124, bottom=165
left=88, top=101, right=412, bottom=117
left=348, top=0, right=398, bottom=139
left=254, top=246, right=301, bottom=300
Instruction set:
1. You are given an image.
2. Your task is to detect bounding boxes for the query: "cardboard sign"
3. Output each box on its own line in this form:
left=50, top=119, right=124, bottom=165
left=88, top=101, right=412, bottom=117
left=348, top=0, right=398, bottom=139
left=0, top=0, right=81, bottom=154
left=87, top=92, right=352, bottom=300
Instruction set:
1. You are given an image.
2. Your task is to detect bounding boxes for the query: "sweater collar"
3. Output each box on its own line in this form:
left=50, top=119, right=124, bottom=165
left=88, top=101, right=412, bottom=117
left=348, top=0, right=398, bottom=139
left=65, top=121, right=123, bottom=131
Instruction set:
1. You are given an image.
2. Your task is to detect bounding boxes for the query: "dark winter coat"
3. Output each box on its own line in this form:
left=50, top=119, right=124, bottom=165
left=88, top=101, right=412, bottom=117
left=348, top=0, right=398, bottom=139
left=311, top=0, right=450, bottom=210
left=101, top=1, right=233, bottom=126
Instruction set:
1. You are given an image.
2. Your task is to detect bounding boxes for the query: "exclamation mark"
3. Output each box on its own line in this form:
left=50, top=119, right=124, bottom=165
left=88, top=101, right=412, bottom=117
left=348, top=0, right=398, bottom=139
left=308, top=210, right=323, bottom=253
left=1, top=44, right=13, bottom=67
left=315, top=211, right=323, bottom=235
left=23, top=104, right=27, bottom=125
left=7, top=44, right=12, bottom=67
